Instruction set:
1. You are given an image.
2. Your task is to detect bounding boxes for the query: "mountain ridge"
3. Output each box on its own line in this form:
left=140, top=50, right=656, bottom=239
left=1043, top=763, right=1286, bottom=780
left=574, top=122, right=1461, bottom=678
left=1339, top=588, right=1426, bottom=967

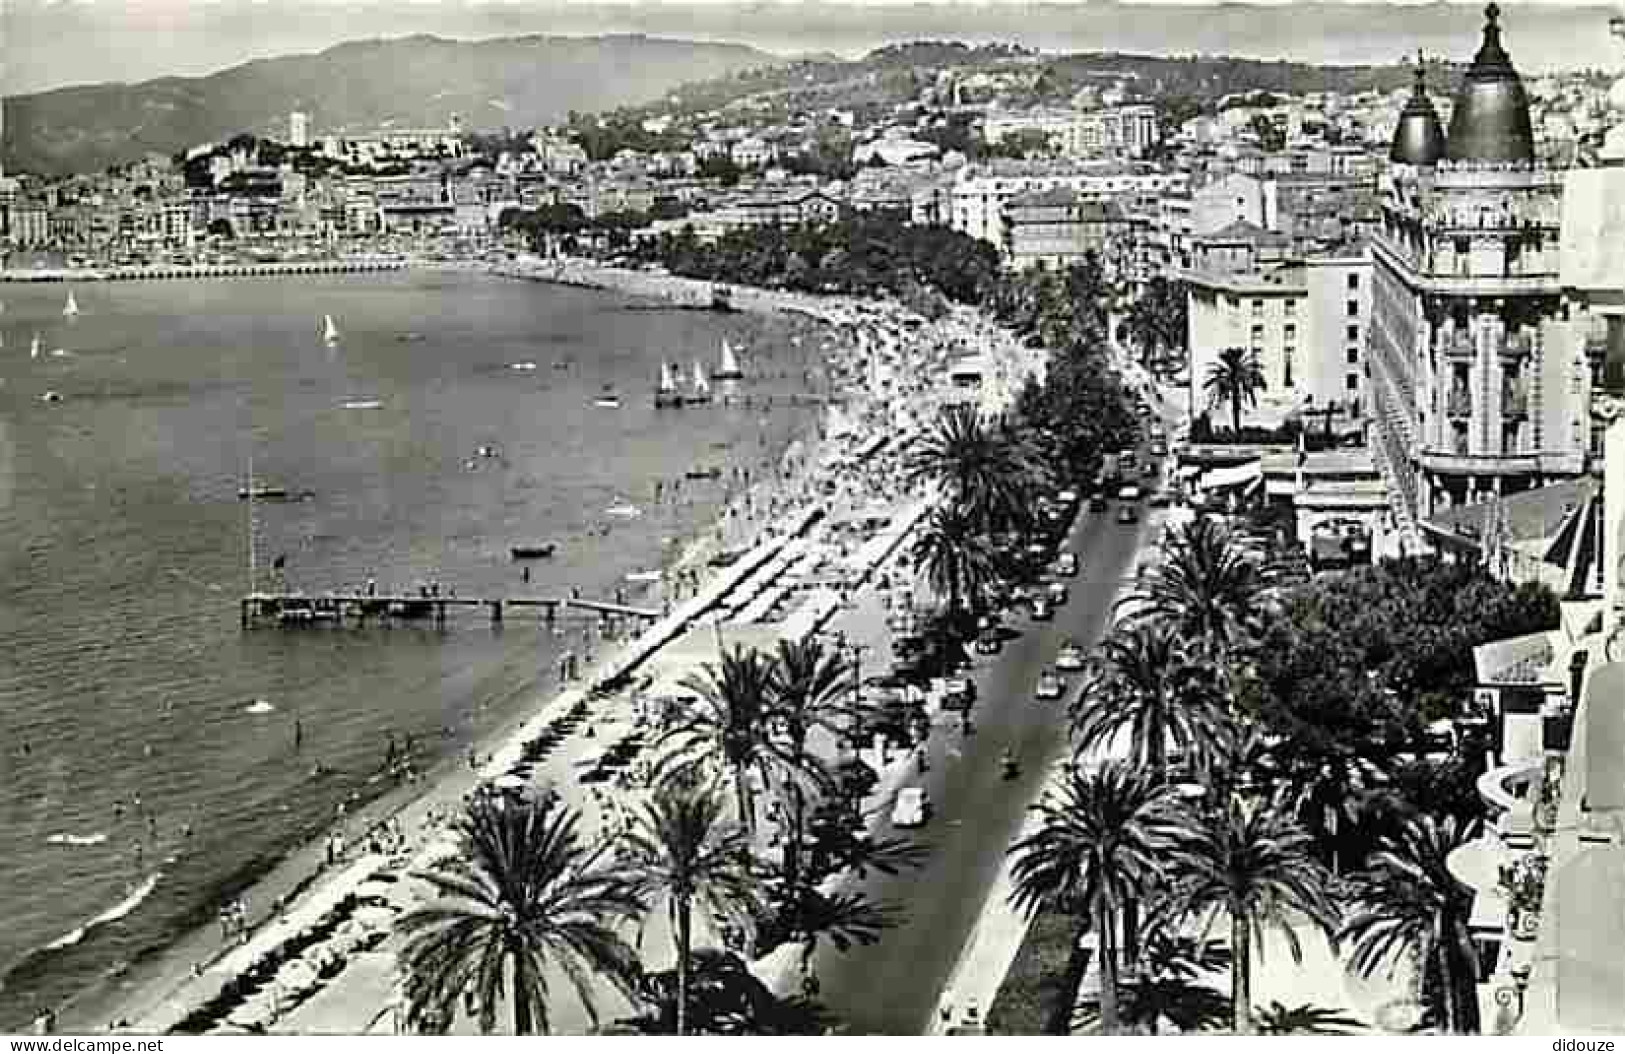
left=2, top=33, right=785, bottom=176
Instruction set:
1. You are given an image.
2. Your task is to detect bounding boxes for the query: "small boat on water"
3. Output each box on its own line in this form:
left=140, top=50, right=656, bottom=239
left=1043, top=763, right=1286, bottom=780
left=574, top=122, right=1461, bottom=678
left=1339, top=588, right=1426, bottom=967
left=510, top=361, right=538, bottom=372
left=626, top=569, right=662, bottom=583
left=343, top=399, right=383, bottom=410
left=688, top=360, right=713, bottom=405
left=41, top=390, right=63, bottom=403
left=714, top=338, right=743, bottom=380
left=31, top=333, right=41, bottom=360
left=511, top=543, right=557, bottom=560
left=606, top=502, right=642, bottom=519
left=685, top=466, right=722, bottom=481
left=63, top=291, right=81, bottom=318
left=476, top=444, right=501, bottom=459
left=654, top=361, right=683, bottom=409
left=238, top=485, right=290, bottom=501
left=594, top=385, right=621, bottom=409
left=322, top=314, right=340, bottom=344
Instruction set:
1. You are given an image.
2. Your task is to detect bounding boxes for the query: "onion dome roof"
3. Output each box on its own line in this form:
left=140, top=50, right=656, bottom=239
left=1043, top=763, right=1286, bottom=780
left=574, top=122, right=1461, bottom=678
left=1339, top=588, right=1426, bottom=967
left=1390, top=54, right=1446, bottom=166
left=1444, top=3, right=1536, bottom=164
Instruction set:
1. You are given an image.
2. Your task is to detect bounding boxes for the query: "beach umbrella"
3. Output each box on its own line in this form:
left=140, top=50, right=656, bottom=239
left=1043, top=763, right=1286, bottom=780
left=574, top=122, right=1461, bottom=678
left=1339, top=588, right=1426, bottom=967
left=227, top=991, right=280, bottom=1029
left=352, top=904, right=398, bottom=932
left=354, top=879, right=399, bottom=904
left=275, top=958, right=320, bottom=996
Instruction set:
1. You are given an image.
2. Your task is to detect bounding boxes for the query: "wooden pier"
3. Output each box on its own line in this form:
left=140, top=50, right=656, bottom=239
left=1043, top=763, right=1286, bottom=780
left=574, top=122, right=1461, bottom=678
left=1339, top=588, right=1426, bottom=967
left=240, top=591, right=662, bottom=629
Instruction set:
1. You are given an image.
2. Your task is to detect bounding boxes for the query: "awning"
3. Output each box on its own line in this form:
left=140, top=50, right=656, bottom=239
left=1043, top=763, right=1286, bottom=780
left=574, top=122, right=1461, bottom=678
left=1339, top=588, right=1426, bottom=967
left=1202, top=460, right=1263, bottom=490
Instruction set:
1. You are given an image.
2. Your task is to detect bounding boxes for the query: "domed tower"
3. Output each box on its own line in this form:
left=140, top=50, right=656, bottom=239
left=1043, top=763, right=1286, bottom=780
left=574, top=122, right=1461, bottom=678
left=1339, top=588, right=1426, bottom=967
left=1445, top=2, right=1536, bottom=163
left=1390, top=52, right=1446, bottom=166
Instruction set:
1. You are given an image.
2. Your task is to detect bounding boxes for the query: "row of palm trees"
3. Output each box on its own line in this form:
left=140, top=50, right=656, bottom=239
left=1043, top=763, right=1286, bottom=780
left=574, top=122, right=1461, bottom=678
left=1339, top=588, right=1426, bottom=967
left=397, top=630, right=925, bottom=1036
left=1008, top=514, right=1484, bottom=1035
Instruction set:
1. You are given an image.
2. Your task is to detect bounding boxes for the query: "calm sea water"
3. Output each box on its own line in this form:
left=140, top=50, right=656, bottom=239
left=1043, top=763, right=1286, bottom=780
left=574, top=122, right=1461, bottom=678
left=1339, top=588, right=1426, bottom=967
left=0, top=271, right=826, bottom=1025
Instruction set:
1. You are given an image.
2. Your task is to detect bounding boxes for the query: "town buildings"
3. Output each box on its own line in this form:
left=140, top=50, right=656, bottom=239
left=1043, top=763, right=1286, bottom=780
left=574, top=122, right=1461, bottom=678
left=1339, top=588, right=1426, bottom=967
left=981, top=104, right=1161, bottom=159
left=1366, top=4, right=1603, bottom=554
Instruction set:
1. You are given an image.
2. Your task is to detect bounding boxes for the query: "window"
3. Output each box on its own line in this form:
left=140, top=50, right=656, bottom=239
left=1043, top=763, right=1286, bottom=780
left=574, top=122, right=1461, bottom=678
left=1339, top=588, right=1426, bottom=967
left=1284, top=349, right=1296, bottom=388
left=1252, top=299, right=1264, bottom=318
left=1347, top=273, right=1360, bottom=291
left=1346, top=373, right=1359, bottom=391
left=1285, top=298, right=1298, bottom=317
left=1284, top=323, right=1297, bottom=342
left=1346, top=347, right=1359, bottom=364
left=1347, top=299, right=1360, bottom=318
left=1251, top=324, right=1265, bottom=343
left=1347, top=324, right=1360, bottom=342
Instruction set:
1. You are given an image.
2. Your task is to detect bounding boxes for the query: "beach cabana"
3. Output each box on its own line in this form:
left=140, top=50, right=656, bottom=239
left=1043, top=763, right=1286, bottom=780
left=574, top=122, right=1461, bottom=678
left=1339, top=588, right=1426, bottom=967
left=273, top=952, right=400, bottom=1035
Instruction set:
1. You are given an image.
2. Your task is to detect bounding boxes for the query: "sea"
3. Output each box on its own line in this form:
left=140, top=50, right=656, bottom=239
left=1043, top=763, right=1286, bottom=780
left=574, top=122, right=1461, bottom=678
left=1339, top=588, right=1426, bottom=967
left=0, top=269, right=829, bottom=1027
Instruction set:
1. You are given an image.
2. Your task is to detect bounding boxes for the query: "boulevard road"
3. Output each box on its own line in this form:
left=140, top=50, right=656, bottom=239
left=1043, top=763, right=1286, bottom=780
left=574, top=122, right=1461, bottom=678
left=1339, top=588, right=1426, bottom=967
left=811, top=486, right=1157, bottom=1034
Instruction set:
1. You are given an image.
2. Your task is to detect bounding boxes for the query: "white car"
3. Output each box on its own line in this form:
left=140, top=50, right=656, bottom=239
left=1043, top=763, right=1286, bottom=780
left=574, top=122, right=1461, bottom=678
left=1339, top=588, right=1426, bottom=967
left=1117, top=484, right=1143, bottom=502
left=1030, top=596, right=1053, bottom=621
left=1055, top=641, right=1087, bottom=672
left=892, top=786, right=931, bottom=828
left=1035, top=670, right=1065, bottom=701
left=1052, top=552, right=1079, bottom=578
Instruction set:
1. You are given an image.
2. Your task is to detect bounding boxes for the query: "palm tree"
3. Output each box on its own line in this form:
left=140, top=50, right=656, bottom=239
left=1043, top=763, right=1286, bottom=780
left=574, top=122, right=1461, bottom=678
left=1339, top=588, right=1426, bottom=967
left=910, top=502, right=1003, bottom=616
left=613, top=949, right=833, bottom=1035
left=661, top=644, right=803, bottom=836
left=1007, top=761, right=1189, bottom=1034
left=1340, top=814, right=1483, bottom=1034
left=772, top=637, right=855, bottom=889
left=1070, top=621, right=1230, bottom=786
left=1203, top=346, right=1266, bottom=436
left=904, top=403, right=1037, bottom=534
left=622, top=779, right=764, bottom=1037
left=1156, top=795, right=1339, bottom=1036
left=1073, top=933, right=1232, bottom=1035
left=1120, top=515, right=1266, bottom=657
left=1254, top=1001, right=1368, bottom=1035
left=396, top=793, right=645, bottom=1035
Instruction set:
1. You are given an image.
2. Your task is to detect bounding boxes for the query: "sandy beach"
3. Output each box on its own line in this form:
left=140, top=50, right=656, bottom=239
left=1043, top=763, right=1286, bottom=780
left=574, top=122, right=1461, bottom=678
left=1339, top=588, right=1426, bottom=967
left=58, top=256, right=1043, bottom=1037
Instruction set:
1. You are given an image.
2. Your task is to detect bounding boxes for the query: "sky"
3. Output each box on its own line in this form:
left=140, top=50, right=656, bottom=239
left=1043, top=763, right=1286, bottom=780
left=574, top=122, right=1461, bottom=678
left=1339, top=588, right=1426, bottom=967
left=3, top=0, right=1624, bottom=96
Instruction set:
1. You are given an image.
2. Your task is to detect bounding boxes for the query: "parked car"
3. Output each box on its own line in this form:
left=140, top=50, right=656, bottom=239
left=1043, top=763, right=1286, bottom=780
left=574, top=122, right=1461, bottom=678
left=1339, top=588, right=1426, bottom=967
left=1117, top=485, right=1143, bottom=502
left=1055, top=640, right=1087, bottom=671
left=1052, top=552, right=1079, bottom=577
left=1150, top=441, right=1167, bottom=456
left=1030, top=596, right=1053, bottom=621
left=1118, top=504, right=1140, bottom=524
left=1088, top=493, right=1109, bottom=512
left=1034, top=669, right=1065, bottom=701
left=1046, top=581, right=1069, bottom=606
left=892, top=786, right=931, bottom=828
left=974, top=628, right=1001, bottom=655
left=942, top=677, right=977, bottom=711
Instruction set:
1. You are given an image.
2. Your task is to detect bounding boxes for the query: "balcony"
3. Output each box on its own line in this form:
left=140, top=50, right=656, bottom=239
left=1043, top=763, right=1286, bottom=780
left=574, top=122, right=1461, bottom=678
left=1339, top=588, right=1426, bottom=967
left=1504, top=389, right=1530, bottom=418
left=1447, top=390, right=1473, bottom=419
left=1441, top=334, right=1476, bottom=361
left=1419, top=450, right=1585, bottom=476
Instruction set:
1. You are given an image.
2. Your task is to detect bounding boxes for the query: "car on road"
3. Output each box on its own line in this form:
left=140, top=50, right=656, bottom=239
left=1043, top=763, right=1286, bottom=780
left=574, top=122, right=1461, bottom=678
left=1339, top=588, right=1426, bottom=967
left=1117, top=484, right=1143, bottom=502
left=1088, top=492, right=1109, bottom=512
left=1055, top=639, right=1087, bottom=671
left=1150, top=440, right=1167, bottom=456
left=1034, top=669, right=1065, bottom=701
left=974, top=628, right=1002, bottom=655
left=942, top=676, right=977, bottom=711
left=1052, top=552, right=1079, bottom=577
left=1057, top=488, right=1080, bottom=507
left=1149, top=490, right=1174, bottom=508
left=1045, top=581, right=1069, bottom=605
left=1117, top=504, right=1140, bottom=524
left=892, top=786, right=931, bottom=828
left=1029, top=596, right=1053, bottom=620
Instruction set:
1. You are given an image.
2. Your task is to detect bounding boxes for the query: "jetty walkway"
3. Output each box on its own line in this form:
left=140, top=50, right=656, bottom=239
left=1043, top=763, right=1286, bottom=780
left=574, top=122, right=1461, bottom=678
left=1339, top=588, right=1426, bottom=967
left=1, top=259, right=409, bottom=283
left=239, top=592, right=659, bottom=628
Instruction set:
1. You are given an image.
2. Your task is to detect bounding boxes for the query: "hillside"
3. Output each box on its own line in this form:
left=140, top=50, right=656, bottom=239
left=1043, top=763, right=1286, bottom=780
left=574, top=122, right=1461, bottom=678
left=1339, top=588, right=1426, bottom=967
left=2, top=34, right=783, bottom=176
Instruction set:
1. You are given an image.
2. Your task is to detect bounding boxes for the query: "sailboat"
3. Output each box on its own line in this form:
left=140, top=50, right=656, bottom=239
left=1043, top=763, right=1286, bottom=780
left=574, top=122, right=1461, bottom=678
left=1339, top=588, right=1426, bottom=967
left=687, top=360, right=713, bottom=405
left=714, top=338, right=743, bottom=380
left=322, top=315, right=340, bottom=345
left=654, top=361, right=683, bottom=409
left=63, top=291, right=80, bottom=318
left=30, top=333, right=41, bottom=360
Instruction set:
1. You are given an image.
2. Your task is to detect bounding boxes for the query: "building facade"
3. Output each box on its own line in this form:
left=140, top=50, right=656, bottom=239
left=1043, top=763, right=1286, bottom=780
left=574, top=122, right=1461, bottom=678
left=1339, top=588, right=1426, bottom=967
left=1367, top=6, right=1600, bottom=550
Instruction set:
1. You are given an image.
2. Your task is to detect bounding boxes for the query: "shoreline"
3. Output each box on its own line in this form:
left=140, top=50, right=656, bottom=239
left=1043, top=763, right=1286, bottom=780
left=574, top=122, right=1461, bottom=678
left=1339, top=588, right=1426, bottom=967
left=54, top=258, right=1044, bottom=1037
left=41, top=260, right=849, bottom=1035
